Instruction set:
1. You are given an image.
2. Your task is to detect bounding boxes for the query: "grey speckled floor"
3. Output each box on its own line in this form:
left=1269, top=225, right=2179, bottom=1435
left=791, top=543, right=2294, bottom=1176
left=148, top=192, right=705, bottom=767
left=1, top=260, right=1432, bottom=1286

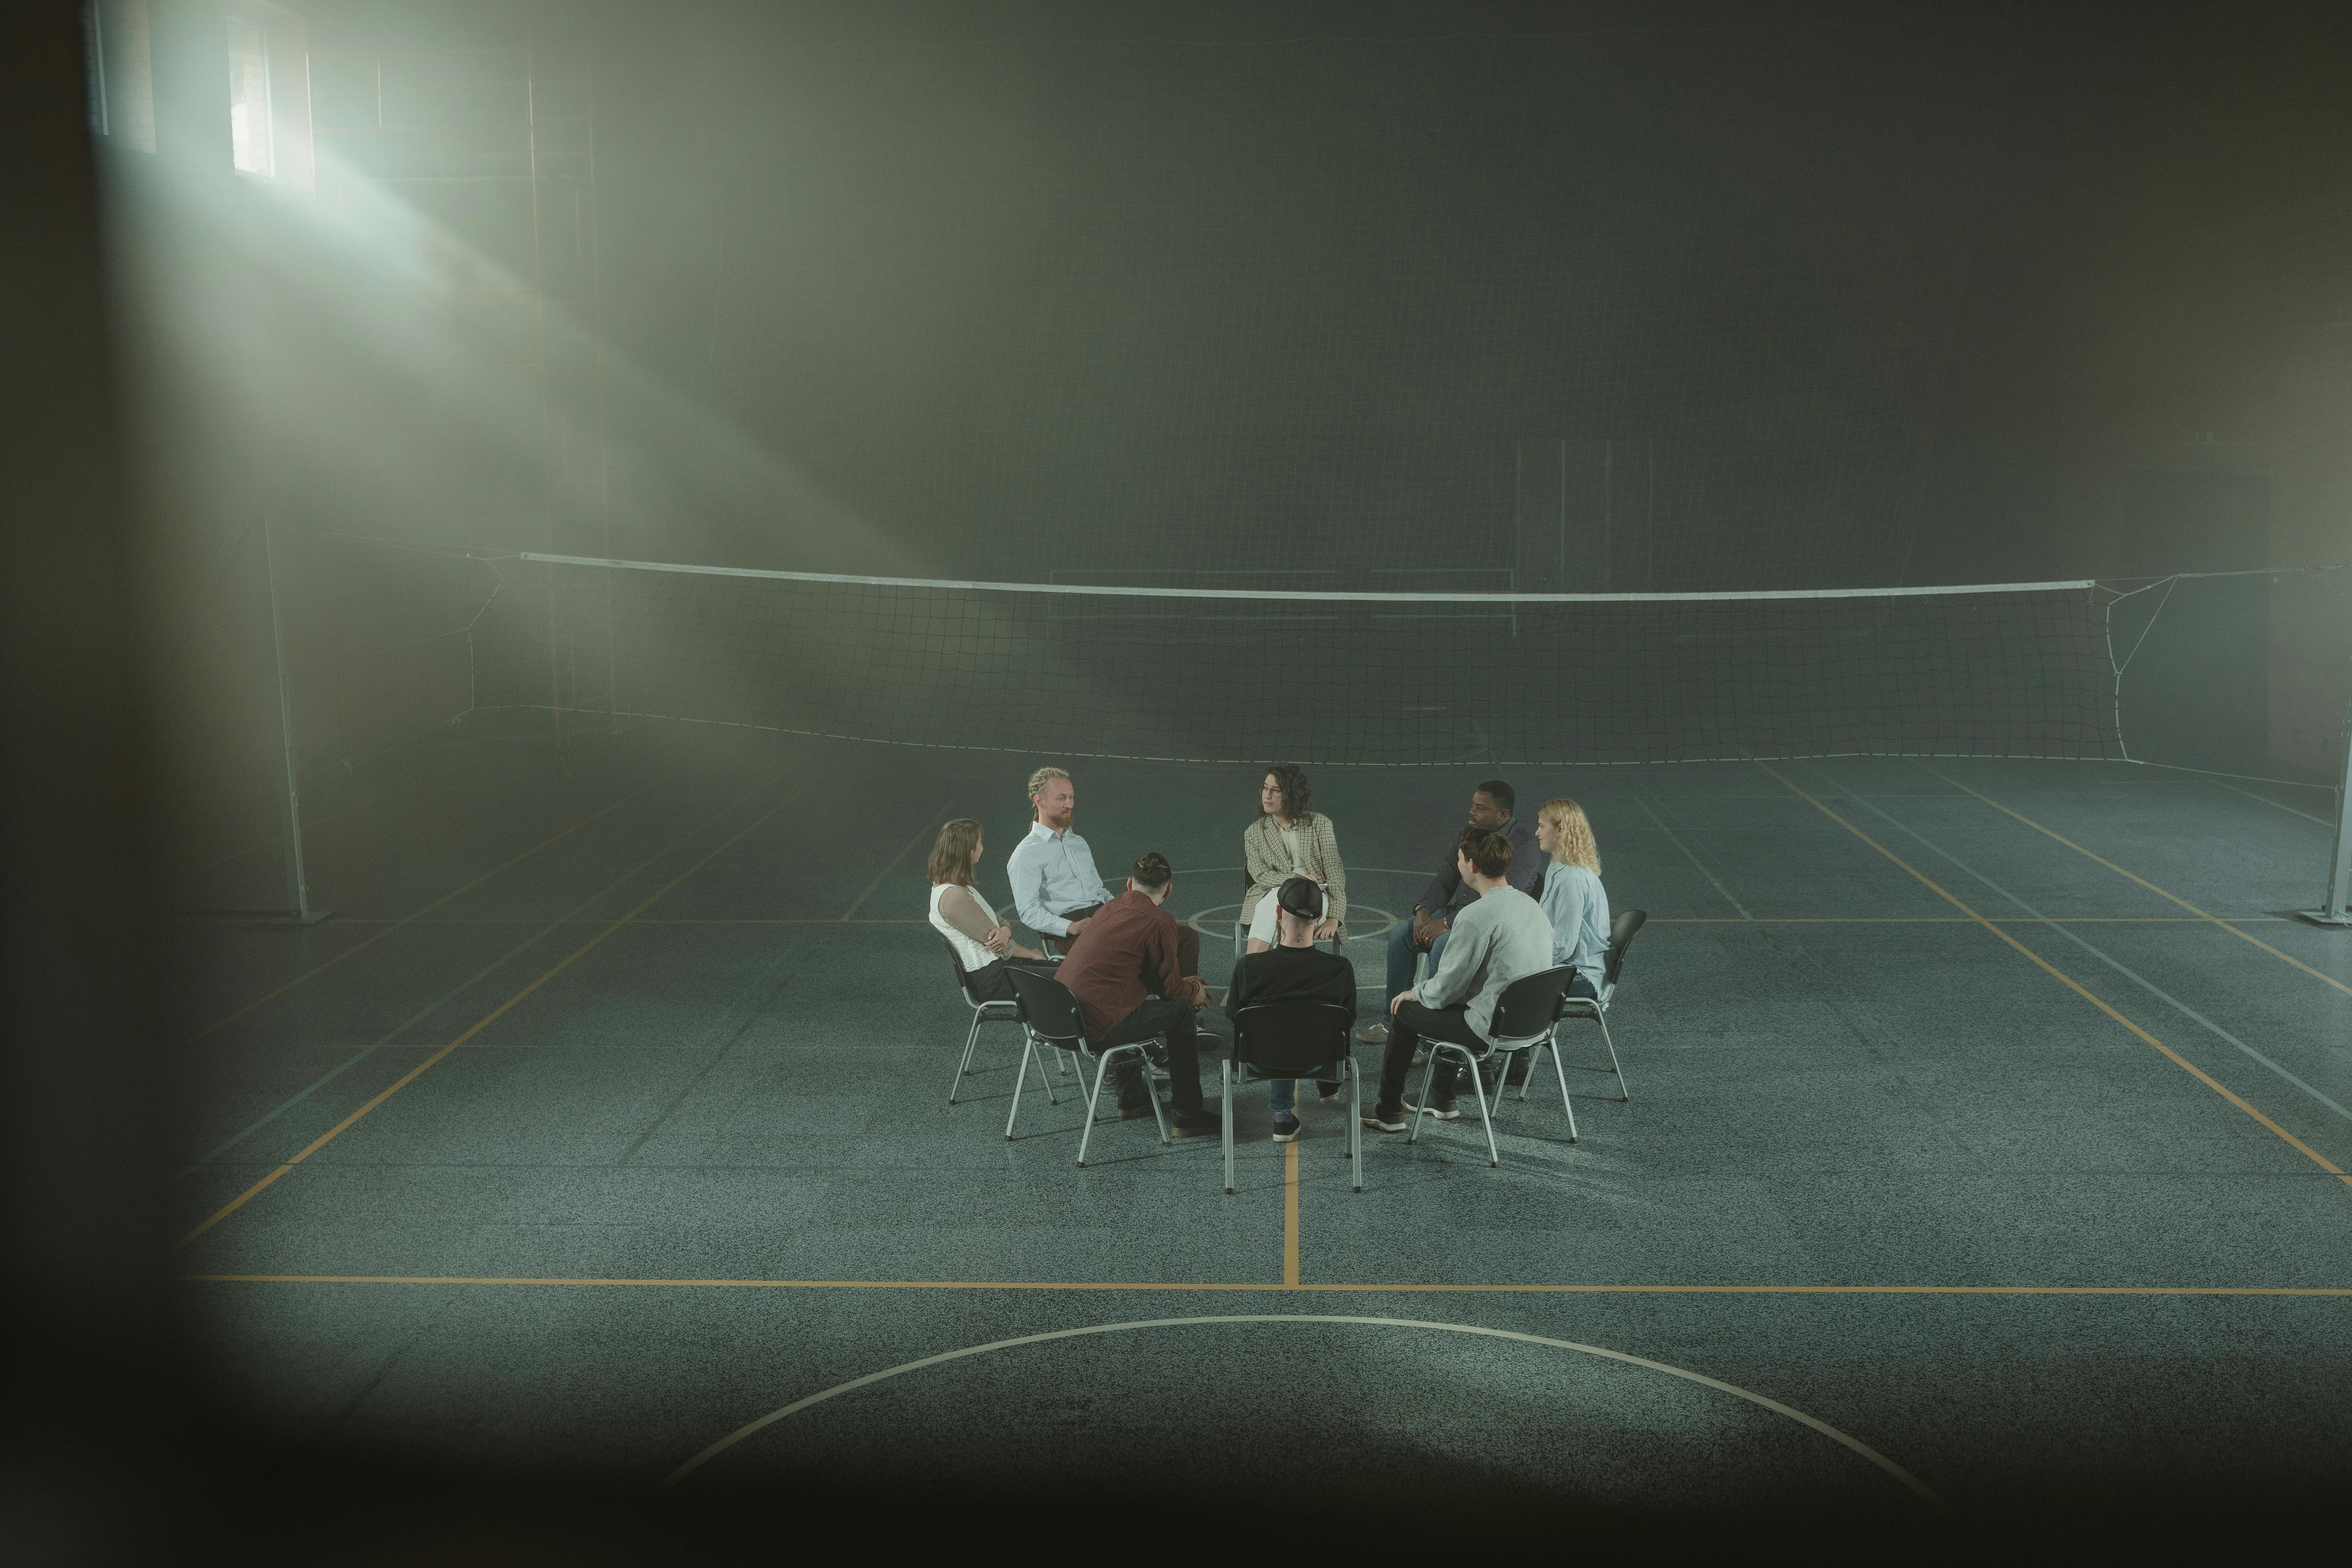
left=171, top=723, right=2352, bottom=1518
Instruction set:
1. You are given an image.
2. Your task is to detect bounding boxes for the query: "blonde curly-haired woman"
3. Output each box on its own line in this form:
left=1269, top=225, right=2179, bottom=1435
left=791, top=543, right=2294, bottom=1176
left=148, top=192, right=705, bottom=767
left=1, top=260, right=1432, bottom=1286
left=1534, top=798, right=1610, bottom=1000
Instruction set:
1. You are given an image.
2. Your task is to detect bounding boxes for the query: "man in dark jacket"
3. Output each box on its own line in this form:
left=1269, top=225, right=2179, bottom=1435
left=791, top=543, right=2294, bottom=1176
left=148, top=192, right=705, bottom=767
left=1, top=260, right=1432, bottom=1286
left=1226, top=876, right=1358, bottom=1143
left=1358, top=779, right=1538, bottom=1045
left=1059, top=851, right=1219, bottom=1132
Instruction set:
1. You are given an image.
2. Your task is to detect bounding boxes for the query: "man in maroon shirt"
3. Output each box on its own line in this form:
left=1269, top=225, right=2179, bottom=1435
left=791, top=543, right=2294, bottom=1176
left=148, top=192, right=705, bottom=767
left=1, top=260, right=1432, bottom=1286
left=1058, top=851, right=1219, bottom=1133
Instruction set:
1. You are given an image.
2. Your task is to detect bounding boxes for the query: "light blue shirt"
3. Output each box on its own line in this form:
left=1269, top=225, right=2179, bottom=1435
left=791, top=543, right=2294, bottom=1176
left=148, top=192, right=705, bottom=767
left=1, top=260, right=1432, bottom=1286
left=1007, top=821, right=1115, bottom=937
left=1540, top=862, right=1611, bottom=991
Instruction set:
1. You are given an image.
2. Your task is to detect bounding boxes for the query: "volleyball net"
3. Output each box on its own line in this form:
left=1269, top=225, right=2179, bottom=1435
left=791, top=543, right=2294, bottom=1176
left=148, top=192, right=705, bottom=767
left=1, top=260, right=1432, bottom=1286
left=455, top=551, right=2124, bottom=767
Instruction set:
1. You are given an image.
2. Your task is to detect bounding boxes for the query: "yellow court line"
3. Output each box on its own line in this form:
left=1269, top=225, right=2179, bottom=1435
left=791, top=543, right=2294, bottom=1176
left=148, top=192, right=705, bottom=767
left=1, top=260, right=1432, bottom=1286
left=1914, top=761, right=2352, bottom=1003
left=185, top=1274, right=2352, bottom=1297
left=178, top=774, right=819, bottom=1245
left=185, top=778, right=670, bottom=1045
left=1757, top=762, right=2352, bottom=1191
left=1284, top=1141, right=1301, bottom=1287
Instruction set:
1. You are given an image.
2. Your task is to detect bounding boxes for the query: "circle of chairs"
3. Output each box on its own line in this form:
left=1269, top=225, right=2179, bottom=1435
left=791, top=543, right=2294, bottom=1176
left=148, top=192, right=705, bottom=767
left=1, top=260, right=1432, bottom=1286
left=940, top=909, right=1649, bottom=1174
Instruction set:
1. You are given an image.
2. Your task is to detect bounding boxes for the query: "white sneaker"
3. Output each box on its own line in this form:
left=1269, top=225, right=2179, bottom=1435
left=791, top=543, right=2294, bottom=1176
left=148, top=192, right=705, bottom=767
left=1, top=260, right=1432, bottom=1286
left=1354, top=1023, right=1389, bottom=1045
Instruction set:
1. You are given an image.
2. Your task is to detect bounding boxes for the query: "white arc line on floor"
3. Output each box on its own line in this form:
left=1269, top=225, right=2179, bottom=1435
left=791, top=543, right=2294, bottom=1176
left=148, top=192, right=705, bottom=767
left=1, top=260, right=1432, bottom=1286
left=659, top=1313, right=1942, bottom=1506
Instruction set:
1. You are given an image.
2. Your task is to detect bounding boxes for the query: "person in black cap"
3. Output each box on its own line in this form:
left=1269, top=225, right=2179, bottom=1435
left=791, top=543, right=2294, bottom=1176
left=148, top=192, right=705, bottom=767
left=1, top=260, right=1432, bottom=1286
left=1223, top=875, right=1359, bottom=1143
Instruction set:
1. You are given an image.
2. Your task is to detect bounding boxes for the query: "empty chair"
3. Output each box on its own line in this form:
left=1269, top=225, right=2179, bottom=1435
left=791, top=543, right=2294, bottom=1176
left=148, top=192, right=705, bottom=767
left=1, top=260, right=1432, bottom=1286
left=1523, top=908, right=1644, bottom=1103
left=1001, top=966, right=1171, bottom=1164
left=1410, top=965, right=1580, bottom=1164
left=1222, top=999, right=1363, bottom=1194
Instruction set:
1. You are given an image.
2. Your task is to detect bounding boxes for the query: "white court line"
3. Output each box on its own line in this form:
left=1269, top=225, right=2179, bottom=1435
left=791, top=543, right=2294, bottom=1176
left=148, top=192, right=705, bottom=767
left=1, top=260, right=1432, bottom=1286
left=660, top=1313, right=1943, bottom=1506
left=524, top=551, right=2088, bottom=606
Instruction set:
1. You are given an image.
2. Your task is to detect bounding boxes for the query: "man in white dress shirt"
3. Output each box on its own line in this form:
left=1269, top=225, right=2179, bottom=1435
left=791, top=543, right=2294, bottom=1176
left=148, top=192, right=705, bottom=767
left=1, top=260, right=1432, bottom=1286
left=1007, top=766, right=1200, bottom=980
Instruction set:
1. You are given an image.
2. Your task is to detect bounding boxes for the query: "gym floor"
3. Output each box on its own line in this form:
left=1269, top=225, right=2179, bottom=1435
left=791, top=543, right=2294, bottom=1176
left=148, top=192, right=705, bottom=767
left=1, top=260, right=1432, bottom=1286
left=170, top=723, right=2352, bottom=1520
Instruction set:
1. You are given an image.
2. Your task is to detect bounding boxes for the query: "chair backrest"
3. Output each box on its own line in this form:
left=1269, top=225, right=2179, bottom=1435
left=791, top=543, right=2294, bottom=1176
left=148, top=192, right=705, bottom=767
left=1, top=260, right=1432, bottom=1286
left=1488, top=965, right=1577, bottom=1042
left=1604, top=909, right=1648, bottom=988
left=937, top=929, right=992, bottom=1005
left=1232, top=1000, right=1355, bottom=1077
left=1003, top=965, right=1089, bottom=1048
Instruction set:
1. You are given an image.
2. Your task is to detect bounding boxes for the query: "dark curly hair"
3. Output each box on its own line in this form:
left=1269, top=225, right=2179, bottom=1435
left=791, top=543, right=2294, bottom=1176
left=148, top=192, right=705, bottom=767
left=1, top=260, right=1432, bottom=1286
left=1261, top=763, right=1315, bottom=826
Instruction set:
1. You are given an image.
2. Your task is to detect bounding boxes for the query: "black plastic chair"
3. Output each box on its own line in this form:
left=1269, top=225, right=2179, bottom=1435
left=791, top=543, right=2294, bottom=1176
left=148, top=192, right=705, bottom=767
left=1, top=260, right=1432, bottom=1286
left=939, top=932, right=1076, bottom=1105
left=1522, top=908, right=1644, bottom=1103
left=1223, top=999, right=1362, bottom=1194
left=1409, top=965, right=1579, bottom=1166
left=1001, top=967, right=1171, bottom=1164
left=940, top=931, right=1025, bottom=1106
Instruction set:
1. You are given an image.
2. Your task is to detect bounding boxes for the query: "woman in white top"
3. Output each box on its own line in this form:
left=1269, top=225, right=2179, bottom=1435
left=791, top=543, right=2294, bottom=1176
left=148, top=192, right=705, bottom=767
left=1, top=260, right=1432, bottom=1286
left=1534, top=798, right=1610, bottom=1000
left=927, top=817, right=1052, bottom=1002
left=1241, top=764, right=1346, bottom=953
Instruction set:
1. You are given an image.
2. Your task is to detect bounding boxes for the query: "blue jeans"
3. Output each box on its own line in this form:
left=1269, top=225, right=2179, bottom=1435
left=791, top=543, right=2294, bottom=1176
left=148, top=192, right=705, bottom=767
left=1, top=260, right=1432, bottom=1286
left=1385, top=911, right=1454, bottom=1000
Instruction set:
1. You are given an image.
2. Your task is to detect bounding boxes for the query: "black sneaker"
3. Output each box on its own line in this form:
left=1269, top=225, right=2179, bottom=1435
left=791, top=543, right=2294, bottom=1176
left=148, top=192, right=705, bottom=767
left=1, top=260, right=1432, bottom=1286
left=1316, top=1080, right=1343, bottom=1101
left=1167, top=1106, right=1221, bottom=1136
left=1271, top=1115, right=1301, bottom=1143
left=1404, top=1097, right=1461, bottom=1121
left=1360, top=1103, right=1408, bottom=1133
left=1117, top=1097, right=1159, bottom=1120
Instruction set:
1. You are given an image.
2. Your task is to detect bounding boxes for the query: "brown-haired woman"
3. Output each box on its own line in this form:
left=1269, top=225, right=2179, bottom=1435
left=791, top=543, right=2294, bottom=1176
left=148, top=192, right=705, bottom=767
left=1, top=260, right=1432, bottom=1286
left=1241, top=763, right=1346, bottom=953
left=927, top=817, right=1052, bottom=1002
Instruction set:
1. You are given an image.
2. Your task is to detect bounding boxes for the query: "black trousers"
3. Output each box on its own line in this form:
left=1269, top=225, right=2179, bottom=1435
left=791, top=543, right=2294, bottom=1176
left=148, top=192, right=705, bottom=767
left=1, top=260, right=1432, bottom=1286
left=1093, top=995, right=1205, bottom=1113
left=1377, top=998, right=1488, bottom=1112
left=963, top=955, right=1058, bottom=1005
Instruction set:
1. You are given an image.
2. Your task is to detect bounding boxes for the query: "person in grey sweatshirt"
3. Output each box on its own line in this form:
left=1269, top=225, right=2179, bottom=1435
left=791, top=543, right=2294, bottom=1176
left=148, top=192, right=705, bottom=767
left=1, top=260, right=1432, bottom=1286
left=1361, top=826, right=1555, bottom=1130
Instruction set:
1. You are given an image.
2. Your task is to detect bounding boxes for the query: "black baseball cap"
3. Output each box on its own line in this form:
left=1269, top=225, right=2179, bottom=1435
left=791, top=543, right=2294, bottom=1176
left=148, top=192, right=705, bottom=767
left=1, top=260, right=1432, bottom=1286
left=1276, top=875, right=1326, bottom=919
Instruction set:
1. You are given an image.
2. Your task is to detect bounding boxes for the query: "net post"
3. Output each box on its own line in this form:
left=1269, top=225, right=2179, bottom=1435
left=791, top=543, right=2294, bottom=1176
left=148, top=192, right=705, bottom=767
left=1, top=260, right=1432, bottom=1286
left=259, top=518, right=328, bottom=925
left=2301, top=692, right=2352, bottom=927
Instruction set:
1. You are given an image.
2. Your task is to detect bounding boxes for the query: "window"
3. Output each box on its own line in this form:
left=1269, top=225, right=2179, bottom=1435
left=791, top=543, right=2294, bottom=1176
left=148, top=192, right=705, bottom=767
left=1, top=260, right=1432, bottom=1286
left=224, top=5, right=313, bottom=189
left=228, top=15, right=273, bottom=176
left=84, top=0, right=156, bottom=153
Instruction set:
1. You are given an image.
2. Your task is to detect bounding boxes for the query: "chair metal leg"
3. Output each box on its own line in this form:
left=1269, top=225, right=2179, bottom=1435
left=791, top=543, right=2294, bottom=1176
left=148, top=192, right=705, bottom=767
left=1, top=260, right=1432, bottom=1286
left=1456, top=1047, right=1499, bottom=1167
left=1515, top=1043, right=1539, bottom=1101
left=1348, top=1057, right=1363, bottom=1192
left=1076, top=1052, right=1112, bottom=1166
left=1406, top=1046, right=1443, bottom=1144
left=1003, top=1035, right=1039, bottom=1140
left=949, top=1010, right=985, bottom=1103
left=1551, top=1027, right=1579, bottom=1142
left=1222, top=1060, right=1235, bottom=1194
left=1144, top=1042, right=1171, bottom=1144
left=1484, top=1049, right=1519, bottom=1118
left=1597, top=1013, right=1629, bottom=1100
